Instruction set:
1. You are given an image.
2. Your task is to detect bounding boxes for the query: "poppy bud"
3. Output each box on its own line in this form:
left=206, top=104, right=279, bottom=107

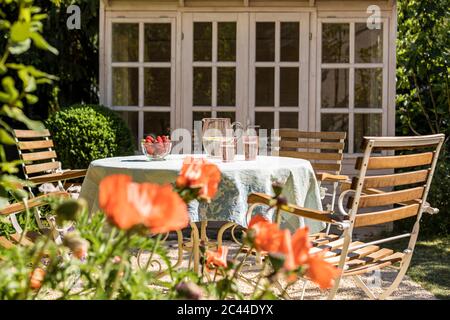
left=272, top=181, right=284, bottom=197
left=63, top=232, right=89, bottom=260
left=12, top=188, right=29, bottom=201
left=30, top=268, right=46, bottom=290
left=276, top=196, right=288, bottom=207
left=268, top=252, right=286, bottom=273
left=112, top=256, right=122, bottom=264
left=56, top=198, right=87, bottom=224
left=175, top=281, right=204, bottom=300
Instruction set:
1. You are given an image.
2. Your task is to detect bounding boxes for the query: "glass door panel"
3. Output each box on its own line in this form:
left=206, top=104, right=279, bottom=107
left=250, top=13, right=309, bottom=134
left=182, top=13, right=247, bottom=135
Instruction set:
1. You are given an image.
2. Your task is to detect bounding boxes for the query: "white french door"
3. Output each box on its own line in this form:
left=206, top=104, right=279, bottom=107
left=181, top=12, right=310, bottom=134
left=181, top=13, right=248, bottom=131
left=249, top=13, right=310, bottom=132
left=107, top=12, right=310, bottom=147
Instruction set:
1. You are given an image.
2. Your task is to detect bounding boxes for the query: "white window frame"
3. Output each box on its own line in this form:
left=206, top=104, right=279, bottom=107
left=249, top=12, right=310, bottom=131
left=106, top=17, right=177, bottom=145
left=317, top=18, right=389, bottom=155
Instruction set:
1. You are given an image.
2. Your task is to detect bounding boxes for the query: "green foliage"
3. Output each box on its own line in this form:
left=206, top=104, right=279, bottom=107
left=45, top=104, right=135, bottom=169
left=0, top=0, right=58, bottom=210
left=19, top=0, right=99, bottom=114
left=395, top=0, right=450, bottom=236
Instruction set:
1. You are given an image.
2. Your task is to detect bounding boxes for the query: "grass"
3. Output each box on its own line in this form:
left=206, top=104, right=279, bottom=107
left=388, top=236, right=450, bottom=300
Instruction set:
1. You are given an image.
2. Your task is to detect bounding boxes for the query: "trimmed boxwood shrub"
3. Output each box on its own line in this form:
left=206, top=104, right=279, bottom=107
left=45, top=104, right=135, bottom=169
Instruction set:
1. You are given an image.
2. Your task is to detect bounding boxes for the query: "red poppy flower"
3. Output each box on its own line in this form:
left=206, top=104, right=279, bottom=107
left=291, top=227, right=311, bottom=266
left=206, top=246, right=229, bottom=270
left=306, top=252, right=341, bottom=290
left=176, top=157, right=221, bottom=201
left=99, top=175, right=189, bottom=233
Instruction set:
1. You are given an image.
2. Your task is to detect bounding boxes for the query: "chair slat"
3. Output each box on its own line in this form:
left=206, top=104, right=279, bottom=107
left=24, top=161, right=60, bottom=175
left=356, top=152, right=434, bottom=170
left=357, top=187, right=424, bottom=208
left=359, top=169, right=429, bottom=189
left=278, top=130, right=346, bottom=140
left=279, top=140, right=345, bottom=150
left=21, top=151, right=57, bottom=162
left=29, top=169, right=87, bottom=184
left=18, top=140, right=54, bottom=151
left=0, top=237, right=14, bottom=249
left=311, top=163, right=341, bottom=172
left=13, top=129, right=50, bottom=138
left=279, top=151, right=343, bottom=161
left=354, top=204, right=420, bottom=227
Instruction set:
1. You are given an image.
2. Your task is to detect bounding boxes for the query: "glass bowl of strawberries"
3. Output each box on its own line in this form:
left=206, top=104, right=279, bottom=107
left=141, top=135, right=172, bottom=161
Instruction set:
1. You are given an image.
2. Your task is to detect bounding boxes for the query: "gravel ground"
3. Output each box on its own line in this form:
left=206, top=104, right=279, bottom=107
left=133, top=240, right=436, bottom=300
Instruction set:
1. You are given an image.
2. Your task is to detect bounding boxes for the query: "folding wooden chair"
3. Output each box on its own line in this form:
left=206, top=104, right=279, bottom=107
left=216, top=130, right=348, bottom=248
left=13, top=129, right=86, bottom=232
left=276, top=129, right=348, bottom=210
left=248, top=134, right=445, bottom=299
left=0, top=191, right=70, bottom=249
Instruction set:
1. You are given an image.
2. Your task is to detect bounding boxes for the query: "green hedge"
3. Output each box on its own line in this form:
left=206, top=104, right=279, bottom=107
left=45, top=104, right=135, bottom=169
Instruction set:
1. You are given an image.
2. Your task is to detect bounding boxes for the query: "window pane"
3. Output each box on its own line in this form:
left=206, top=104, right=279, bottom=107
left=117, top=111, right=138, bottom=148
left=280, top=68, right=299, bottom=107
left=144, top=112, right=171, bottom=137
left=144, top=23, right=171, bottom=62
left=256, top=22, right=275, bottom=62
left=255, top=112, right=274, bottom=131
left=322, top=23, right=350, bottom=63
left=355, top=68, right=382, bottom=108
left=193, top=111, right=212, bottom=128
left=255, top=67, right=274, bottom=106
left=194, top=22, right=212, bottom=61
left=218, top=22, right=236, bottom=62
left=144, top=68, right=171, bottom=107
left=217, top=67, right=236, bottom=107
left=321, top=114, right=349, bottom=152
left=355, top=23, right=383, bottom=63
left=112, top=23, right=139, bottom=62
left=321, top=69, right=349, bottom=108
left=280, top=112, right=298, bottom=129
left=217, top=112, right=236, bottom=123
left=280, top=22, right=299, bottom=62
left=112, top=68, right=139, bottom=106
left=354, top=113, right=381, bottom=153
left=193, top=67, right=212, bottom=106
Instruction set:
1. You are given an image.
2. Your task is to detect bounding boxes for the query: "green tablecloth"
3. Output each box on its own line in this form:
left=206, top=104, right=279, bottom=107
left=79, top=155, right=325, bottom=234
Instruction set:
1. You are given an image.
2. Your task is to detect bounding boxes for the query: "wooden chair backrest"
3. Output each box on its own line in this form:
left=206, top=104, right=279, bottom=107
left=347, top=134, right=445, bottom=228
left=276, top=129, right=347, bottom=174
left=13, top=129, right=60, bottom=179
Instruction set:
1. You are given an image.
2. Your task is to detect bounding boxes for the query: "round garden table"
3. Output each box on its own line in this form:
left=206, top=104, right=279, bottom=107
left=79, top=154, right=325, bottom=272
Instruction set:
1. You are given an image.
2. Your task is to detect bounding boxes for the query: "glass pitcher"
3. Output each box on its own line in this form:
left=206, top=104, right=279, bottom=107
left=202, top=118, right=242, bottom=157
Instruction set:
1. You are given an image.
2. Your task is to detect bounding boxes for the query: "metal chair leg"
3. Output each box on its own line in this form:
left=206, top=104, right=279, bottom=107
left=217, top=222, right=236, bottom=248
left=190, top=222, right=200, bottom=274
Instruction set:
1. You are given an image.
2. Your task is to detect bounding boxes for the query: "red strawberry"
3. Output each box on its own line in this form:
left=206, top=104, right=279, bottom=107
left=161, top=136, right=167, bottom=142
left=145, top=144, right=155, bottom=155
left=156, top=136, right=163, bottom=143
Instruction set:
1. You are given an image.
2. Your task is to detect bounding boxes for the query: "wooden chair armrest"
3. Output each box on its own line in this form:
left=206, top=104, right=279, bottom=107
left=0, top=191, right=70, bottom=216
left=247, top=193, right=344, bottom=224
left=316, top=172, right=350, bottom=183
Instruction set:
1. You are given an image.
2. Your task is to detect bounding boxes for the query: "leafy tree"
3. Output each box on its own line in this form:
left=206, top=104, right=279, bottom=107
left=0, top=0, right=58, bottom=209
left=396, top=0, right=450, bottom=236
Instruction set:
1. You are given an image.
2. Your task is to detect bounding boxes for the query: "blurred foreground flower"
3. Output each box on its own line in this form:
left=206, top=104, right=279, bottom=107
left=99, top=175, right=189, bottom=233
left=175, top=281, right=204, bottom=300
left=63, top=232, right=90, bottom=260
left=206, top=246, right=229, bottom=271
left=247, top=215, right=339, bottom=289
left=176, top=157, right=221, bottom=201
left=30, top=268, right=46, bottom=290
